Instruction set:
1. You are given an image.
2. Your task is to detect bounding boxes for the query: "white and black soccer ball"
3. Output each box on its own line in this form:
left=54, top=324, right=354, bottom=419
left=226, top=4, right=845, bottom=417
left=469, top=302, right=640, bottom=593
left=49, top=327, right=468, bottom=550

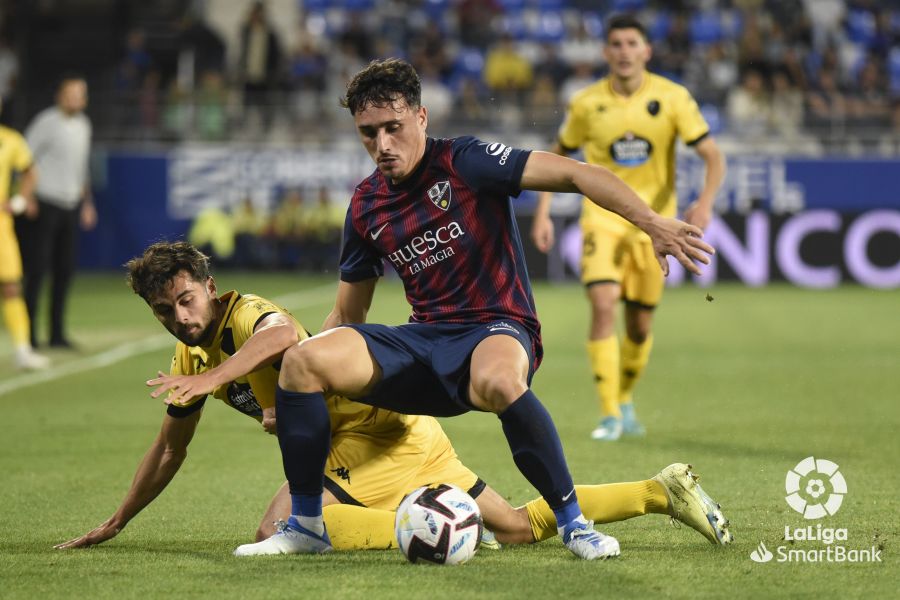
left=395, top=483, right=483, bottom=565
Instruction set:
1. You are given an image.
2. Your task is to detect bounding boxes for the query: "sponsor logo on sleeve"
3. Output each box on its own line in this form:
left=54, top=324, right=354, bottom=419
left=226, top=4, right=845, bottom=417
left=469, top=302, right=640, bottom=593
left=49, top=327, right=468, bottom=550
left=485, top=141, right=513, bottom=165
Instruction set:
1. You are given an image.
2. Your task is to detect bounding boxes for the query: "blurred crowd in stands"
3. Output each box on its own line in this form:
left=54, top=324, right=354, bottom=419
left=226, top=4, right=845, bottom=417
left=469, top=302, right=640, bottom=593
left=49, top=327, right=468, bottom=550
left=2, top=0, right=899, bottom=147
left=187, top=186, right=344, bottom=270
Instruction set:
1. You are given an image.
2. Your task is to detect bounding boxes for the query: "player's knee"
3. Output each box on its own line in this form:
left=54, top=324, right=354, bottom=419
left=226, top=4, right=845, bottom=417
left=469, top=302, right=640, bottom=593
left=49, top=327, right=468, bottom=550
left=471, top=371, right=527, bottom=413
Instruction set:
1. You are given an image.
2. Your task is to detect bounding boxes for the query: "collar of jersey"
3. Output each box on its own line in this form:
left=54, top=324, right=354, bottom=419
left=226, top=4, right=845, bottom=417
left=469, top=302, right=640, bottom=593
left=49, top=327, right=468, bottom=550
left=606, top=72, right=650, bottom=103
left=200, top=290, right=240, bottom=352
left=384, top=137, right=434, bottom=192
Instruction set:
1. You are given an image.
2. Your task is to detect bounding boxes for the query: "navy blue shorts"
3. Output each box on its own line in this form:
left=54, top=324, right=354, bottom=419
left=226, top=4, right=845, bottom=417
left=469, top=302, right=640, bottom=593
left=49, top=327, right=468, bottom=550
left=343, top=319, right=539, bottom=417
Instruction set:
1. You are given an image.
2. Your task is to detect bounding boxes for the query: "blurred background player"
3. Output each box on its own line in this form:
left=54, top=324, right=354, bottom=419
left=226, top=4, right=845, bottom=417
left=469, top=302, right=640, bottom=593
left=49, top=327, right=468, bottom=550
left=16, top=75, right=96, bottom=350
left=531, top=15, right=725, bottom=441
left=0, top=98, right=48, bottom=370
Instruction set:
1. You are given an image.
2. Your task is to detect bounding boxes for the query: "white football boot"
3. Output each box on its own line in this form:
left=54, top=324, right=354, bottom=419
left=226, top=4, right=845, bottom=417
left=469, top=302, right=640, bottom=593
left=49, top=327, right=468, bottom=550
left=561, top=518, right=621, bottom=560
left=233, top=517, right=333, bottom=556
left=15, top=346, right=50, bottom=371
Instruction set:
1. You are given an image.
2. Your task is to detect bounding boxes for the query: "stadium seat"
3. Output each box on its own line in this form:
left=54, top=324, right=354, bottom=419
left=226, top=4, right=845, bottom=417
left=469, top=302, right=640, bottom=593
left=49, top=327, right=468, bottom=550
left=611, top=0, right=647, bottom=12
left=302, top=0, right=333, bottom=11
left=498, top=13, right=529, bottom=40
left=700, top=103, right=723, bottom=135
left=422, top=0, right=451, bottom=18
left=888, top=47, right=900, bottom=95
left=845, top=9, right=876, bottom=45
left=689, top=11, right=723, bottom=45
left=532, top=12, right=566, bottom=43
left=648, top=12, right=672, bottom=42
left=497, top=0, right=527, bottom=12
left=342, top=0, right=374, bottom=12
left=535, top=0, right=566, bottom=10
left=454, top=47, right=486, bottom=78
left=582, top=12, right=604, bottom=39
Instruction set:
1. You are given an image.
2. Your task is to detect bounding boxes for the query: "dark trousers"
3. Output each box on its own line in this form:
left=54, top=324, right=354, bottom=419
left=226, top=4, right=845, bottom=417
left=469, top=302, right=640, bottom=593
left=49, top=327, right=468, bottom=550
left=14, top=198, right=78, bottom=345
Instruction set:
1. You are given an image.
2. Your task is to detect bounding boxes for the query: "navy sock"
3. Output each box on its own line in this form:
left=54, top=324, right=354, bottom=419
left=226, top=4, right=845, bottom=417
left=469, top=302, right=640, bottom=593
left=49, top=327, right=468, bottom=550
left=498, top=390, right=580, bottom=526
left=275, top=385, right=331, bottom=517
left=291, top=494, right=322, bottom=519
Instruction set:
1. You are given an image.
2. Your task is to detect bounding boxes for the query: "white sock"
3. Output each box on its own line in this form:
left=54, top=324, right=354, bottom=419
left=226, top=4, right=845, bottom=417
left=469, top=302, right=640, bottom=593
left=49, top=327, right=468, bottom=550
left=294, top=514, right=325, bottom=537
left=557, top=513, right=590, bottom=537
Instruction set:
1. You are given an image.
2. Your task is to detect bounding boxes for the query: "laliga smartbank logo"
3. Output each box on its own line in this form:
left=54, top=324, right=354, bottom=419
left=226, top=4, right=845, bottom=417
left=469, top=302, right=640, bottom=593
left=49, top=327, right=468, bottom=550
left=750, top=457, right=882, bottom=564
left=785, top=456, right=846, bottom=519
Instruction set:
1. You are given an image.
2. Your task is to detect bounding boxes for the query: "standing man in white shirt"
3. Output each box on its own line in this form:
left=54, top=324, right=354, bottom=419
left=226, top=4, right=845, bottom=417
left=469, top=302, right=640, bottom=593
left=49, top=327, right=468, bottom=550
left=15, top=74, right=96, bottom=349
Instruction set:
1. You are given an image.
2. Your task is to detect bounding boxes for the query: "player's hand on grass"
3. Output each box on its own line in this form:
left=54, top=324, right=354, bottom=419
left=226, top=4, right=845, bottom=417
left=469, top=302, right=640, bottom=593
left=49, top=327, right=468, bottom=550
left=682, top=200, right=713, bottom=230
left=646, top=216, right=715, bottom=276
left=55, top=518, right=121, bottom=549
left=530, top=214, right=555, bottom=253
left=262, top=407, right=277, bottom=434
left=147, top=371, right=215, bottom=406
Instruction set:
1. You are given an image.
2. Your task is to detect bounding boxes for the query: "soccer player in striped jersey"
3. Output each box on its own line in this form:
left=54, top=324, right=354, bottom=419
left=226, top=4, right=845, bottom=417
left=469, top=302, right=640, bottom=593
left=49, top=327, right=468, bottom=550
left=531, top=15, right=726, bottom=441
left=221, top=59, right=716, bottom=560
left=54, top=242, right=732, bottom=551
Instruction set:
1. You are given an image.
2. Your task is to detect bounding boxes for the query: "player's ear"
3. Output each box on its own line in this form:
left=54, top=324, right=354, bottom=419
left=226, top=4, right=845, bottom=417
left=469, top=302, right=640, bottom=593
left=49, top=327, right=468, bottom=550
left=206, top=276, right=217, bottom=298
left=418, top=104, right=428, bottom=130
left=644, top=40, right=653, bottom=63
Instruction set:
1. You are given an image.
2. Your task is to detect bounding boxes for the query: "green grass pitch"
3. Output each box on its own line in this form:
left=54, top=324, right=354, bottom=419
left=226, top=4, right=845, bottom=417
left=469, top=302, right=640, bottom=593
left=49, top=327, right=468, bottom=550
left=0, top=273, right=896, bottom=599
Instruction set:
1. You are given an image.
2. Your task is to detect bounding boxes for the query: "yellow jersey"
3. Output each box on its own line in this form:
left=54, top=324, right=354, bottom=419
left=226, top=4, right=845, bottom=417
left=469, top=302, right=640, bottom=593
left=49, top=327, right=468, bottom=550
left=168, top=291, right=417, bottom=440
left=558, top=72, right=709, bottom=233
left=0, top=125, right=32, bottom=204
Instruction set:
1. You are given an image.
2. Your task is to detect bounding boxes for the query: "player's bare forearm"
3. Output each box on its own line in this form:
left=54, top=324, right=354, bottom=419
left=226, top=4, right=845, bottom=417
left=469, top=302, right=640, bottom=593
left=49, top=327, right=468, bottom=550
left=55, top=414, right=198, bottom=549
left=522, top=152, right=658, bottom=231
left=684, top=137, right=725, bottom=230
left=207, top=313, right=298, bottom=384
left=19, top=167, right=37, bottom=200
left=696, top=137, right=725, bottom=208
left=148, top=314, right=298, bottom=403
left=322, top=279, right=377, bottom=330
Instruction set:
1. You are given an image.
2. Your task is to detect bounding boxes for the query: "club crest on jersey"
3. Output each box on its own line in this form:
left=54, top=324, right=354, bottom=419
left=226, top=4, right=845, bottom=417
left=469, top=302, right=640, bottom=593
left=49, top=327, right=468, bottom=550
left=427, top=180, right=452, bottom=211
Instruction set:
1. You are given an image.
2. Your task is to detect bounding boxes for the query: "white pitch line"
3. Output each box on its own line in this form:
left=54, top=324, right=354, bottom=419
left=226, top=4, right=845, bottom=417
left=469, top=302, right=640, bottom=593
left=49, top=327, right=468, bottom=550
left=0, top=282, right=337, bottom=398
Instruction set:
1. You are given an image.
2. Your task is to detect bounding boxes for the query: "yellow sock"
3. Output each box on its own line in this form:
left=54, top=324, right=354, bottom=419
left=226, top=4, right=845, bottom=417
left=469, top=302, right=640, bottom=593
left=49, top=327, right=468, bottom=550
left=524, top=481, right=670, bottom=542
left=586, top=336, right=620, bottom=418
left=2, top=297, right=31, bottom=346
left=619, top=334, right=653, bottom=405
left=322, top=504, right=397, bottom=550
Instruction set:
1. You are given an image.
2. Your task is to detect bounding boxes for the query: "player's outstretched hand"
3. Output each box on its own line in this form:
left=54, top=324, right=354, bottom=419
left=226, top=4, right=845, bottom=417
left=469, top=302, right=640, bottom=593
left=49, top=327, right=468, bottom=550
left=262, top=407, right=277, bottom=435
left=530, top=214, right=556, bottom=254
left=646, top=216, right=715, bottom=276
left=55, top=518, right=121, bottom=549
left=147, top=371, right=215, bottom=406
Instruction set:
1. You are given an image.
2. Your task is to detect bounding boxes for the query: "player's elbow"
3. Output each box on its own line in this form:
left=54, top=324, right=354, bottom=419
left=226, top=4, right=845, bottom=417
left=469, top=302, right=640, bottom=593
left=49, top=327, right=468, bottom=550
left=270, top=322, right=301, bottom=354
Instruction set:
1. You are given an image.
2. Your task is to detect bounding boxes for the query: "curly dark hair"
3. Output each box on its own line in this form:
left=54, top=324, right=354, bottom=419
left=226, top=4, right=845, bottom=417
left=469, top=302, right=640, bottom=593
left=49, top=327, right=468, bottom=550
left=125, top=241, right=211, bottom=303
left=340, top=58, right=421, bottom=115
left=606, top=14, right=648, bottom=41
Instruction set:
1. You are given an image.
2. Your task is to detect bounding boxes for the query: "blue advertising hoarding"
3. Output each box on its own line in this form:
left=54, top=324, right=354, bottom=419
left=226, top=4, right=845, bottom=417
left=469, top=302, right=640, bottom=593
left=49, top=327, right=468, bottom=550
left=83, top=147, right=900, bottom=288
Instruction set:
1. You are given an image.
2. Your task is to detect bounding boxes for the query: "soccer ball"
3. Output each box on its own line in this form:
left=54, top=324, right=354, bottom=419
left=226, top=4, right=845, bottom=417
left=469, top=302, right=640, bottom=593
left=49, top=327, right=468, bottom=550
left=394, top=483, right=483, bottom=565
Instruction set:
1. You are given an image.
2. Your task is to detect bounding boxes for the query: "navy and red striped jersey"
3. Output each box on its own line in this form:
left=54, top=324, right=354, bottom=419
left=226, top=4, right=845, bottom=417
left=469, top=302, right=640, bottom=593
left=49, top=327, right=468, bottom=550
left=340, top=136, right=542, bottom=352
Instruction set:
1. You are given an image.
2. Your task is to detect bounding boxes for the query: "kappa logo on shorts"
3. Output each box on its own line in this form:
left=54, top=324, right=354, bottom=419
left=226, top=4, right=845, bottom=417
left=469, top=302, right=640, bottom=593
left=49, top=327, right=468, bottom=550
left=331, top=466, right=351, bottom=484
left=427, top=181, right=452, bottom=211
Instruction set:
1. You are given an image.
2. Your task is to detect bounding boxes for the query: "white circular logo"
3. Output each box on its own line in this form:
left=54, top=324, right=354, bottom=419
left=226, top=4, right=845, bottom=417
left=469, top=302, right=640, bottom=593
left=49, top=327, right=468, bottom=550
left=485, top=142, right=507, bottom=156
left=784, top=456, right=847, bottom=519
